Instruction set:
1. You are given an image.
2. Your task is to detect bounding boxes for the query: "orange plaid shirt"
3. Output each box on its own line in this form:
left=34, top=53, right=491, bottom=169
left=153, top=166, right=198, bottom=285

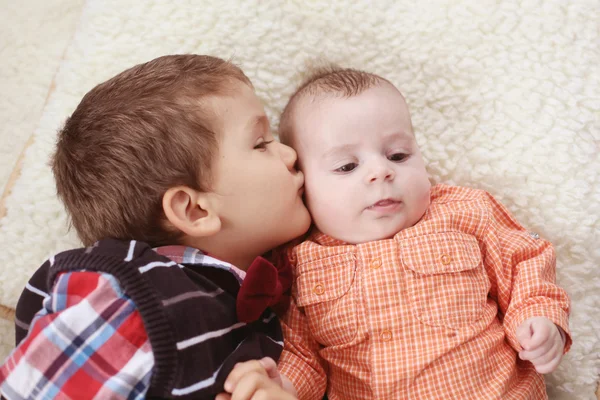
left=278, top=184, right=571, bottom=400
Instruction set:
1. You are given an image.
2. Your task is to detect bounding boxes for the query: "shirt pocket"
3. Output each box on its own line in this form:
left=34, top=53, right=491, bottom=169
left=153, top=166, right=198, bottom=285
left=293, top=253, right=357, bottom=347
left=400, top=232, right=489, bottom=330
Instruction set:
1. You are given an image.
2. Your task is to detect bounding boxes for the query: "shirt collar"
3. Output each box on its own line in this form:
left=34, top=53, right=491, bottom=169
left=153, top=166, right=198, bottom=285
left=153, top=245, right=247, bottom=283
left=309, top=228, right=352, bottom=247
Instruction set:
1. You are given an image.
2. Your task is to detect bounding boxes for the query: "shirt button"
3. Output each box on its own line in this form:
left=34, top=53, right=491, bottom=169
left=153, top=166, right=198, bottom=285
left=370, top=258, right=382, bottom=269
left=380, top=330, right=392, bottom=342
left=440, top=254, right=452, bottom=265
left=313, top=284, right=325, bottom=295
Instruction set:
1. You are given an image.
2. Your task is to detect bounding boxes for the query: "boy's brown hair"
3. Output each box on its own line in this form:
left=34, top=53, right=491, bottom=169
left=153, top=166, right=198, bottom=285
left=52, top=54, right=251, bottom=247
left=278, top=66, right=388, bottom=145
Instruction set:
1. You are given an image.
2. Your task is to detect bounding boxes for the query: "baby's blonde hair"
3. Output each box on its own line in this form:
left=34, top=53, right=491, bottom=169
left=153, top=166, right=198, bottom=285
left=279, top=65, right=390, bottom=145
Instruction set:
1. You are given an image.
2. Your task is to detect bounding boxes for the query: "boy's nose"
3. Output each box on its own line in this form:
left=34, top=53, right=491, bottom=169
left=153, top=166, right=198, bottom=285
left=278, top=142, right=298, bottom=171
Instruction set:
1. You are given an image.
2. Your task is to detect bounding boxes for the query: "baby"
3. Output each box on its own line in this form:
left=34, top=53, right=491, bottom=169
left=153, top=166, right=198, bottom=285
left=272, top=67, right=571, bottom=399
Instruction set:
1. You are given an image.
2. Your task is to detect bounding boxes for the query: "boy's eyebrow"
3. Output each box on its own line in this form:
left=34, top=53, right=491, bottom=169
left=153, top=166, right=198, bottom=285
left=246, top=115, right=269, bottom=134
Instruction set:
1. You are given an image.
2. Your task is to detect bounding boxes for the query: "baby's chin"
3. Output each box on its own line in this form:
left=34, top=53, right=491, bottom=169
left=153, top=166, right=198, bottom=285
left=351, top=231, right=399, bottom=244
left=329, top=224, right=405, bottom=245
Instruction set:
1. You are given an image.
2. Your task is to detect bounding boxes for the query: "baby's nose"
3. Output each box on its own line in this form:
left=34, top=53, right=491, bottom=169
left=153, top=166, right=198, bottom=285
left=366, top=164, right=395, bottom=183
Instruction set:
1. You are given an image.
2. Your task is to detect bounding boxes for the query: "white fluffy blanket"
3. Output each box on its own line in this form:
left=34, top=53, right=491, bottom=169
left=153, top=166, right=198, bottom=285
left=0, top=0, right=83, bottom=196
left=0, top=0, right=598, bottom=398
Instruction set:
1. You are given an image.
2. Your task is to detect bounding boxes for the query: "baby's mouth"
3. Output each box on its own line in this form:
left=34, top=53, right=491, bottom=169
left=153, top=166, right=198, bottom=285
left=368, top=199, right=399, bottom=208
left=366, top=199, right=403, bottom=213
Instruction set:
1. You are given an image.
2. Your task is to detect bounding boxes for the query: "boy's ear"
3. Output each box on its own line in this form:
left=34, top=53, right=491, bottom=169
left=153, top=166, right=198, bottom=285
left=162, top=186, right=221, bottom=238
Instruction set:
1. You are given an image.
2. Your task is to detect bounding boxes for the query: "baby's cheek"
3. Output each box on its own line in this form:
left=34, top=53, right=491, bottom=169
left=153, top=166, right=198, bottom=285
left=305, top=175, right=355, bottom=223
left=307, top=197, right=343, bottom=233
left=304, top=178, right=335, bottom=207
left=415, top=178, right=432, bottom=209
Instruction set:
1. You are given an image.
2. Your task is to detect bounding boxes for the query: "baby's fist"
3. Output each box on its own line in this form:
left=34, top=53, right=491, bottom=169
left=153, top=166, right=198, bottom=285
left=516, top=317, right=565, bottom=374
left=216, top=358, right=294, bottom=400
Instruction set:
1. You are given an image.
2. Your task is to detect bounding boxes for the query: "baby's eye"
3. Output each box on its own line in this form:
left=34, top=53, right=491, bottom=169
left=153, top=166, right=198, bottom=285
left=388, top=153, right=409, bottom=162
left=254, top=140, right=273, bottom=151
left=335, top=163, right=358, bottom=173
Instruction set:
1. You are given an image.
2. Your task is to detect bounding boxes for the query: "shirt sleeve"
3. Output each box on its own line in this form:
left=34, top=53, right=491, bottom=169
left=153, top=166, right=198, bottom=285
left=480, top=192, right=571, bottom=353
left=278, top=298, right=328, bottom=400
left=0, top=271, right=154, bottom=400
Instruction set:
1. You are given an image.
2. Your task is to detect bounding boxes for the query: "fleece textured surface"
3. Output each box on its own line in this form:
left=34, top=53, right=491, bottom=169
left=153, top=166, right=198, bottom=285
left=0, top=0, right=84, bottom=198
left=0, top=0, right=598, bottom=398
left=0, top=0, right=84, bottom=359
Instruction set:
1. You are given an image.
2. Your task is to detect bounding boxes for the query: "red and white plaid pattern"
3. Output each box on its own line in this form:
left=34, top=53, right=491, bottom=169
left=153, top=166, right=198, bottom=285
left=1, top=244, right=242, bottom=400
left=0, top=272, right=153, bottom=400
left=279, top=184, right=571, bottom=400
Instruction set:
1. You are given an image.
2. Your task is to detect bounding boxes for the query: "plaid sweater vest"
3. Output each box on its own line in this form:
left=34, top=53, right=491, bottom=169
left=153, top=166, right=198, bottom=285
left=15, top=238, right=284, bottom=399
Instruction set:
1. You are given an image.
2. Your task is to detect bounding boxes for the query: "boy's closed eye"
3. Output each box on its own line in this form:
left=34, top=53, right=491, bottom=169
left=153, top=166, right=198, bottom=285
left=254, top=140, right=274, bottom=151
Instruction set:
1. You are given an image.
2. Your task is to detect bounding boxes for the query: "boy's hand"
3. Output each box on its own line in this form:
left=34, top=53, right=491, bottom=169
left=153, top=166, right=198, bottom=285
left=215, top=357, right=296, bottom=400
left=516, top=316, right=566, bottom=374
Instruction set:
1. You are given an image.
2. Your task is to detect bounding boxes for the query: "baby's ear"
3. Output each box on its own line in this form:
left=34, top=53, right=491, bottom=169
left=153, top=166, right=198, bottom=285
left=162, top=186, right=221, bottom=237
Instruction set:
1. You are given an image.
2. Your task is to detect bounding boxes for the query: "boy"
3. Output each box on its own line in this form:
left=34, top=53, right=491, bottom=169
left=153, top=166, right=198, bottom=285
left=0, top=55, right=309, bottom=399
left=269, top=67, right=571, bottom=399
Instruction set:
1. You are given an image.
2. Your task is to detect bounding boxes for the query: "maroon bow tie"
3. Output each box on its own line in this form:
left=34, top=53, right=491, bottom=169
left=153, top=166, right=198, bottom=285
left=236, top=250, right=293, bottom=323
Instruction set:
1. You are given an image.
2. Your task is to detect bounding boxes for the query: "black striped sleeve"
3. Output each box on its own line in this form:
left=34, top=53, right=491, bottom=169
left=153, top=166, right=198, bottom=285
left=14, top=260, right=51, bottom=345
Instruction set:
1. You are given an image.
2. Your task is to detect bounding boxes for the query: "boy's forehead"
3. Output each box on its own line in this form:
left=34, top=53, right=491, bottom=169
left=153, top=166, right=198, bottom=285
left=209, top=84, right=266, bottom=127
left=211, top=82, right=261, bottom=108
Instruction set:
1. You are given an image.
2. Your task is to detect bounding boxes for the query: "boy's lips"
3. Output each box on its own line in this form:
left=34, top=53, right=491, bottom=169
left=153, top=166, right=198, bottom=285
left=294, top=171, right=305, bottom=195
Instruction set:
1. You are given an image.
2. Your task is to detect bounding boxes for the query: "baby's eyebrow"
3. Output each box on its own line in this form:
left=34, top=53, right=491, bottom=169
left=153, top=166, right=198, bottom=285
left=323, top=144, right=357, bottom=160
left=383, top=131, right=413, bottom=143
